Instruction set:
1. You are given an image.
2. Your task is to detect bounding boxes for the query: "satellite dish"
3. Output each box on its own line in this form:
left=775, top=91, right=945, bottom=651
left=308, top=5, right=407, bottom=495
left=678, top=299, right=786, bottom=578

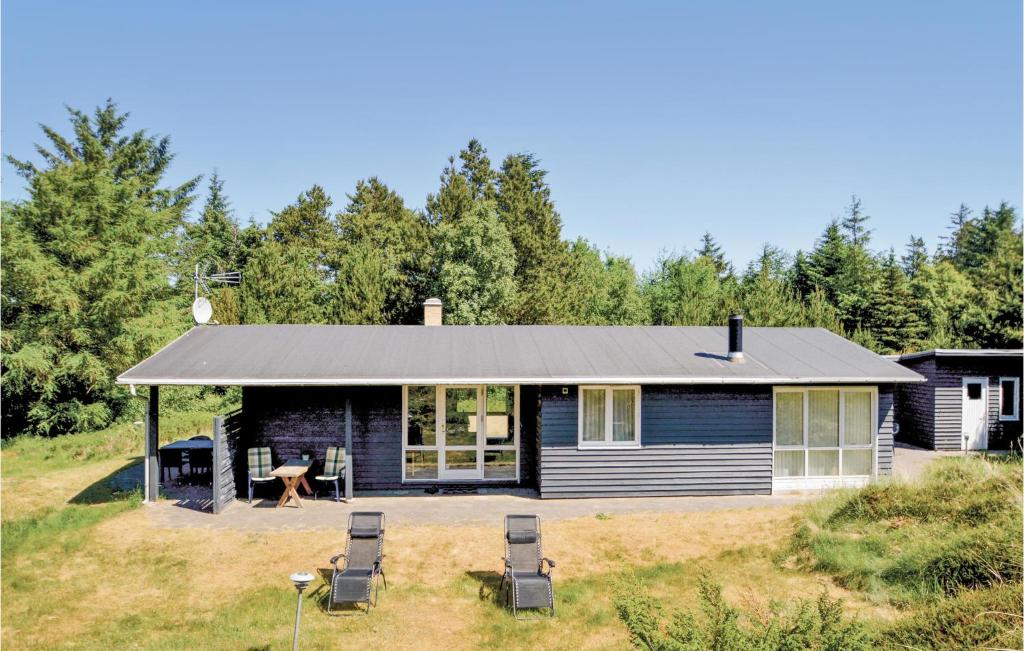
left=192, top=297, right=213, bottom=324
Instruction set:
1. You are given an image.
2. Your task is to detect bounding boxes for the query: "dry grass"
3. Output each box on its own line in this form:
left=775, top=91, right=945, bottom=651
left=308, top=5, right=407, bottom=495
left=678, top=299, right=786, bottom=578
left=3, top=495, right=896, bottom=649
left=2, top=427, right=898, bottom=650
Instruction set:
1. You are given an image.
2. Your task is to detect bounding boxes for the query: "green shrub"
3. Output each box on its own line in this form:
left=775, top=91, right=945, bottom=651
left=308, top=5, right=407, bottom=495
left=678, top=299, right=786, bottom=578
left=791, top=456, right=1022, bottom=604
left=881, top=524, right=1022, bottom=596
left=879, top=584, right=1023, bottom=650
left=614, top=571, right=871, bottom=651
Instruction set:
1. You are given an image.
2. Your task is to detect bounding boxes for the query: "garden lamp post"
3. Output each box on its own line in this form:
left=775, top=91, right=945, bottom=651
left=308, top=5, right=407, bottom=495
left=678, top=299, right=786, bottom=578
left=290, top=571, right=314, bottom=651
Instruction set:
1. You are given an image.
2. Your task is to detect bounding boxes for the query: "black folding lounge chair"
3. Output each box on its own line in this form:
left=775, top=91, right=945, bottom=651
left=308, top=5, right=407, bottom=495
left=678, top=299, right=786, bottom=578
left=500, top=514, right=555, bottom=618
left=328, top=512, right=387, bottom=614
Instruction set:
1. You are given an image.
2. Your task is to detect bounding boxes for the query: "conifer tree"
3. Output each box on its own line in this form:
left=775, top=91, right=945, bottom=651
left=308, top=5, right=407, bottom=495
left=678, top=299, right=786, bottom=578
left=425, top=157, right=474, bottom=225
left=901, top=236, right=928, bottom=278
left=869, top=251, right=925, bottom=353
left=336, top=177, right=431, bottom=323
left=2, top=101, right=197, bottom=434
left=185, top=171, right=240, bottom=271
left=697, top=231, right=732, bottom=278
left=841, top=195, right=872, bottom=246
left=494, top=152, right=566, bottom=322
left=459, top=139, right=496, bottom=201
left=238, top=241, right=325, bottom=324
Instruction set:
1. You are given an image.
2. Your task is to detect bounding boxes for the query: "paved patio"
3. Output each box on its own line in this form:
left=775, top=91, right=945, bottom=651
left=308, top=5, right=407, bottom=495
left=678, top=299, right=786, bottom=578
left=147, top=490, right=815, bottom=531
left=138, top=441, right=957, bottom=532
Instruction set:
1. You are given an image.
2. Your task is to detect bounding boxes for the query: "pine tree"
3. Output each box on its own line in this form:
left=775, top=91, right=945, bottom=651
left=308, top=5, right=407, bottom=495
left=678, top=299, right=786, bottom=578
left=869, top=251, right=925, bottom=353
left=940, top=203, right=971, bottom=262
left=841, top=195, right=872, bottom=246
left=901, top=236, right=928, bottom=278
left=336, top=177, right=431, bottom=323
left=238, top=241, right=325, bottom=324
left=697, top=232, right=732, bottom=278
left=800, top=221, right=848, bottom=303
left=459, top=139, right=496, bottom=201
left=2, top=101, right=198, bottom=434
left=425, top=157, right=474, bottom=225
left=185, top=172, right=240, bottom=270
left=960, top=204, right=1023, bottom=347
left=494, top=152, right=566, bottom=323
left=266, top=185, right=337, bottom=289
left=739, top=246, right=805, bottom=327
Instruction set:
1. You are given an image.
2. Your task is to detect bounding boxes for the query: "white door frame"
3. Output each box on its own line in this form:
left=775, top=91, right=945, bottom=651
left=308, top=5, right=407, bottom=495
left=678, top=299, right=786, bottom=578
left=961, top=377, right=988, bottom=451
left=438, top=385, right=483, bottom=480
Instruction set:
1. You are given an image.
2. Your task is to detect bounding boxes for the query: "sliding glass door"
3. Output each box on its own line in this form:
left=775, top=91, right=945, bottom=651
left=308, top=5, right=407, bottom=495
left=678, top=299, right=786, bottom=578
left=403, top=385, right=519, bottom=482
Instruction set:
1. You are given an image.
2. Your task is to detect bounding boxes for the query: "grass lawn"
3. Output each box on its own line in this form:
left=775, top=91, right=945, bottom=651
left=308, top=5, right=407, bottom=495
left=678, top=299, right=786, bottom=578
left=2, top=420, right=1019, bottom=650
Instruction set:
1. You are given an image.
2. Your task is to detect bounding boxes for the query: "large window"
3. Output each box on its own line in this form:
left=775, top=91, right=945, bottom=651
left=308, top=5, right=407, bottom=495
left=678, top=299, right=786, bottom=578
left=402, top=385, right=519, bottom=481
left=578, top=386, right=640, bottom=447
left=774, top=388, right=875, bottom=479
left=999, top=377, right=1020, bottom=422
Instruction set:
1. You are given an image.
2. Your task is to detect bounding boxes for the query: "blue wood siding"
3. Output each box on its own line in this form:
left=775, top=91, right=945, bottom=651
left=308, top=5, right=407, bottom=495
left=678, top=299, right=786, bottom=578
left=539, top=385, right=774, bottom=498
left=878, top=385, right=895, bottom=475
left=895, top=357, right=1022, bottom=451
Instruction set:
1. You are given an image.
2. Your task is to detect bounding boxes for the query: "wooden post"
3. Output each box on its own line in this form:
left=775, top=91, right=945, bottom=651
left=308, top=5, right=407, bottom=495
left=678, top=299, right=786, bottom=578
left=344, top=397, right=353, bottom=502
left=212, top=415, right=224, bottom=514
left=145, top=386, right=160, bottom=503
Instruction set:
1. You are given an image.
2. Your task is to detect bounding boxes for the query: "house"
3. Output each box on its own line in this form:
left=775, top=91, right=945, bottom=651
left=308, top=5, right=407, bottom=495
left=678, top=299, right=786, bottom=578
left=892, top=349, right=1023, bottom=451
left=117, top=301, right=924, bottom=506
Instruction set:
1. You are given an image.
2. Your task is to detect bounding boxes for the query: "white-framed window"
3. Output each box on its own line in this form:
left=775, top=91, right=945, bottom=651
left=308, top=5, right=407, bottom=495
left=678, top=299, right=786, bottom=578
left=578, top=386, right=641, bottom=448
left=999, top=377, right=1020, bottom=421
left=401, top=385, right=519, bottom=482
left=773, top=387, right=876, bottom=484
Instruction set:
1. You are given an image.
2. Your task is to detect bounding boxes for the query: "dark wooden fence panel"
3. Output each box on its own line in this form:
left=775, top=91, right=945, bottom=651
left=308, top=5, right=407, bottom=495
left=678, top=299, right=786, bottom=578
left=213, top=410, right=241, bottom=514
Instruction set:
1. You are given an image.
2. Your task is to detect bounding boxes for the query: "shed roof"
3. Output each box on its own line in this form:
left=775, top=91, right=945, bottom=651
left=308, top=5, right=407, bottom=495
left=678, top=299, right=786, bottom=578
left=117, top=325, right=924, bottom=386
left=894, top=349, right=1024, bottom=363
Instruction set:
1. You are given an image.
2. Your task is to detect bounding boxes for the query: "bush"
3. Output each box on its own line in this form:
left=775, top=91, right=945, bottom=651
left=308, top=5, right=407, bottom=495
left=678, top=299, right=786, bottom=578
left=879, top=583, right=1023, bottom=650
left=614, top=571, right=871, bottom=651
left=790, top=456, right=1022, bottom=604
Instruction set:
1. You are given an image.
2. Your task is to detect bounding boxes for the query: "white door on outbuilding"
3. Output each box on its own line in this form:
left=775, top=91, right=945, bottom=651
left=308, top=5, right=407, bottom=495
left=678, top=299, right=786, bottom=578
left=961, top=377, right=988, bottom=450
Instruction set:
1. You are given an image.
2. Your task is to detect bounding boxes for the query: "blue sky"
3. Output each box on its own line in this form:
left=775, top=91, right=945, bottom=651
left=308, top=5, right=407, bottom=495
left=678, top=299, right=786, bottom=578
left=3, top=1, right=1020, bottom=272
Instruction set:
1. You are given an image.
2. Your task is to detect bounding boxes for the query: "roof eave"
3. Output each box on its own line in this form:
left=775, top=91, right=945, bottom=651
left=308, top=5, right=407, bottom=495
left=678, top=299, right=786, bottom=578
left=115, top=375, right=926, bottom=387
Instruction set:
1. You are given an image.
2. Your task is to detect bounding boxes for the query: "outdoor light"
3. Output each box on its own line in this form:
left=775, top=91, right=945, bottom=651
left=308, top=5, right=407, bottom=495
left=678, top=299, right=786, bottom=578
left=290, top=571, right=314, bottom=651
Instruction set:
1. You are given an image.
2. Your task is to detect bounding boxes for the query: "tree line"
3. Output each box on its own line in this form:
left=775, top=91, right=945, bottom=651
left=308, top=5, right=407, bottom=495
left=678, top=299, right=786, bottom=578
left=3, top=101, right=1021, bottom=435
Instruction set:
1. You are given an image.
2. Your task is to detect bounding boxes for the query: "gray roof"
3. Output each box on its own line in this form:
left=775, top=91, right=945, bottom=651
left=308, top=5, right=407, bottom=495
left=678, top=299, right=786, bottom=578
left=894, top=348, right=1024, bottom=362
left=117, top=325, right=924, bottom=386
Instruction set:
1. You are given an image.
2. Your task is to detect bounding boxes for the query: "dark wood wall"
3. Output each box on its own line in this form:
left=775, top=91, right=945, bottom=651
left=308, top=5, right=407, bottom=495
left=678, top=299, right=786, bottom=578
left=895, top=356, right=1022, bottom=450
left=239, top=386, right=538, bottom=492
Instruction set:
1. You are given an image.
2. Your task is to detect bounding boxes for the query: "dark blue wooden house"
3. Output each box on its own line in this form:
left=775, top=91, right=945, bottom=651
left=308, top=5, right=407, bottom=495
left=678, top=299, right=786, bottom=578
left=118, top=301, right=924, bottom=507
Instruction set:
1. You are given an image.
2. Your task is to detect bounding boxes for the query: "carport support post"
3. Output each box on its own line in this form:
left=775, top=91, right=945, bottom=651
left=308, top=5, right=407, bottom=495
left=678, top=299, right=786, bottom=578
left=144, top=385, right=160, bottom=503
left=344, top=398, right=353, bottom=502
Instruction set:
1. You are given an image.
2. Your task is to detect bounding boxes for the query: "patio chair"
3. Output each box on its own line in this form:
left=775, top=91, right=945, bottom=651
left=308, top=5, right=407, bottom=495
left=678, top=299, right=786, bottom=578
left=328, top=512, right=387, bottom=614
left=188, top=447, right=213, bottom=479
left=314, top=446, right=345, bottom=502
left=247, top=447, right=276, bottom=503
left=500, top=514, right=555, bottom=619
left=158, top=448, right=185, bottom=483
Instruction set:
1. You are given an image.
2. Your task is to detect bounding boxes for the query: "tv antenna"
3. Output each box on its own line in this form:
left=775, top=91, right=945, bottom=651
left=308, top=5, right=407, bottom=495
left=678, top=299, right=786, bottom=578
left=192, top=262, right=241, bottom=324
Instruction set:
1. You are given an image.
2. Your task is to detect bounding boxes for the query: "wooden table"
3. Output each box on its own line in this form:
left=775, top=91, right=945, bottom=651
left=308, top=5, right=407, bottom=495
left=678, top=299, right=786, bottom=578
left=270, top=459, right=314, bottom=508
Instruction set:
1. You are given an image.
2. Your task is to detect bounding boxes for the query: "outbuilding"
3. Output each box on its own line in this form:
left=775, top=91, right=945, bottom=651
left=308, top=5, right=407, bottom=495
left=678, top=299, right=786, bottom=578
left=892, top=349, right=1023, bottom=451
left=117, top=301, right=924, bottom=508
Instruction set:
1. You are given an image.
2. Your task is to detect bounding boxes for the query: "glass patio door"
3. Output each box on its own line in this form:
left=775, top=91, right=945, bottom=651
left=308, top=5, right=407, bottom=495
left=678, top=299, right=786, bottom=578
left=440, top=387, right=482, bottom=479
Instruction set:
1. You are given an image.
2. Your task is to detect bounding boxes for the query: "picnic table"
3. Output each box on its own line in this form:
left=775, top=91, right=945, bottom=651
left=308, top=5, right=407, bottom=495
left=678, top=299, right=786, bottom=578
left=161, top=439, right=213, bottom=451
left=271, top=459, right=314, bottom=508
left=158, top=439, right=213, bottom=481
